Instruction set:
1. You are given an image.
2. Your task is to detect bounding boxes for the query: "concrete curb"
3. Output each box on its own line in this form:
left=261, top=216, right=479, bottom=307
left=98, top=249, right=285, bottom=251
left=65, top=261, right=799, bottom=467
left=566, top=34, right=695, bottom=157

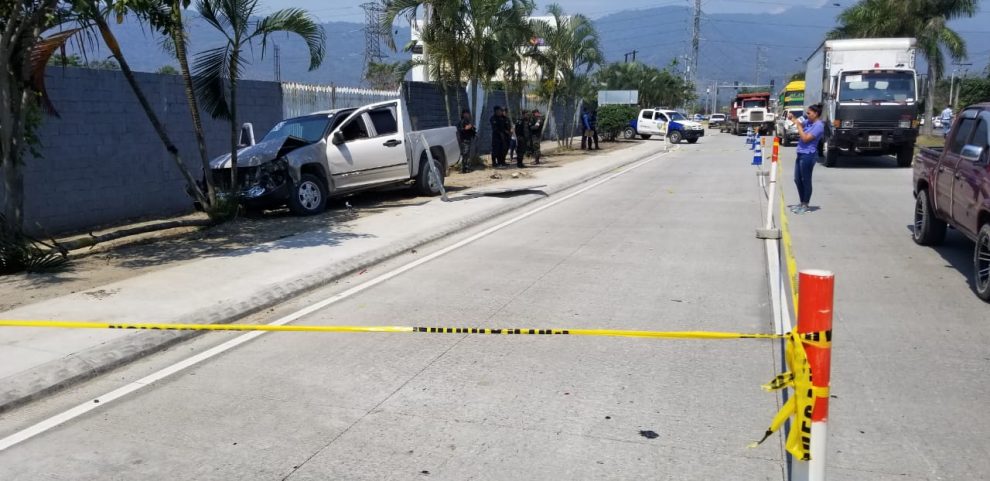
left=0, top=144, right=670, bottom=413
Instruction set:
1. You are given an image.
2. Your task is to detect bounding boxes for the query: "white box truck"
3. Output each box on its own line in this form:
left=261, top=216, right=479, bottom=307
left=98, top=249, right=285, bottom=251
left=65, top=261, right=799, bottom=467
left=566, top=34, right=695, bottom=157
left=805, top=38, right=920, bottom=167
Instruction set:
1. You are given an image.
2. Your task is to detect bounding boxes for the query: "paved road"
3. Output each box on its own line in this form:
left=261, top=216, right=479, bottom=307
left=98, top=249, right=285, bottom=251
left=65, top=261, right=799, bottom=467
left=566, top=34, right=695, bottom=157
left=778, top=148, right=990, bottom=480
left=0, top=132, right=786, bottom=480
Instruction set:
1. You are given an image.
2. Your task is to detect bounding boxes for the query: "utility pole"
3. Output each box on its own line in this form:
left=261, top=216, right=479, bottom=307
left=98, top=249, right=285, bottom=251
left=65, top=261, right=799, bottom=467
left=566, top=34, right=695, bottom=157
left=273, top=44, right=281, bottom=82
left=361, top=1, right=387, bottom=86
left=624, top=50, right=639, bottom=63
left=691, top=0, right=701, bottom=87
left=755, top=45, right=768, bottom=85
left=949, top=62, right=972, bottom=110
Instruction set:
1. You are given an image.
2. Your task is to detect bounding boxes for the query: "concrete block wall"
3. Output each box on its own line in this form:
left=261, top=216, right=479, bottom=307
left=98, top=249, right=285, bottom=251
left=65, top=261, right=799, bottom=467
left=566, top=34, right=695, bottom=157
left=5, top=67, right=283, bottom=235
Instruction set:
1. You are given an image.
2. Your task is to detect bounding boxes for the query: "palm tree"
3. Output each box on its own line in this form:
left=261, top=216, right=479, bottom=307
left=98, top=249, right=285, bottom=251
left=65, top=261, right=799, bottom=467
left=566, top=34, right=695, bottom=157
left=530, top=4, right=602, bottom=146
left=194, top=0, right=325, bottom=193
left=828, top=0, right=979, bottom=135
left=384, top=0, right=533, bottom=156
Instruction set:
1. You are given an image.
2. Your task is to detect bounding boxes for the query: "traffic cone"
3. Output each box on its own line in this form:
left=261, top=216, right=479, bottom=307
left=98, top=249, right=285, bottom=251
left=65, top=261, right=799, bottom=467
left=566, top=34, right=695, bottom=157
left=746, top=128, right=754, bottom=145
left=749, top=130, right=756, bottom=150
left=752, top=138, right=763, bottom=165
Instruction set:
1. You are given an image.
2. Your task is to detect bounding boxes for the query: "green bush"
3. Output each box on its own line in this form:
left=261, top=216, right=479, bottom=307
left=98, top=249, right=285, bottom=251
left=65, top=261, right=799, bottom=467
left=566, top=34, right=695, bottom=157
left=596, top=104, right=638, bottom=141
left=958, top=77, right=990, bottom=109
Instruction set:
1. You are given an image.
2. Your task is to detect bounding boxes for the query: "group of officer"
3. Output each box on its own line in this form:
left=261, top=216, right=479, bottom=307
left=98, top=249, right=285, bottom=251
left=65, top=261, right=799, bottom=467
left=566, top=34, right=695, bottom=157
left=457, top=106, right=544, bottom=173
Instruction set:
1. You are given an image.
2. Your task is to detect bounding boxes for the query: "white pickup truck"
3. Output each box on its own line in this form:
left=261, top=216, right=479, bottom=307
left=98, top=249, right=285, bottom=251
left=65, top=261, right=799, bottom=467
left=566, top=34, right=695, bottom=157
left=208, top=98, right=459, bottom=215
left=624, top=108, right=706, bottom=144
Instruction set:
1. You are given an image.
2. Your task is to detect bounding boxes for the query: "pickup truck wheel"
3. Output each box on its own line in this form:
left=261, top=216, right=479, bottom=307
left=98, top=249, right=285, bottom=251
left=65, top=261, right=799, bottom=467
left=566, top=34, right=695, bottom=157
left=416, top=156, right=444, bottom=196
left=912, top=189, right=946, bottom=246
left=668, top=131, right=682, bottom=144
left=288, top=174, right=327, bottom=216
left=640, top=134, right=652, bottom=140
left=975, top=224, right=990, bottom=301
left=623, top=127, right=635, bottom=140
left=896, top=144, right=914, bottom=167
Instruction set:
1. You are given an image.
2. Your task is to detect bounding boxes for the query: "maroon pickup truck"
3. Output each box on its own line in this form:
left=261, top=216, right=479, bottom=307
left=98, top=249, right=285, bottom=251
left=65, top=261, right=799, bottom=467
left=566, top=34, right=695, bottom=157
left=913, top=104, right=990, bottom=301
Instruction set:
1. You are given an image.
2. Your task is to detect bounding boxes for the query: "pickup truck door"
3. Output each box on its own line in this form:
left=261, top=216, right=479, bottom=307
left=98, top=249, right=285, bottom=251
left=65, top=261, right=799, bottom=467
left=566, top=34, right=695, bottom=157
left=656, top=112, right=671, bottom=137
left=952, top=113, right=989, bottom=237
left=639, top=110, right=658, bottom=135
left=326, top=102, right=407, bottom=190
left=934, top=117, right=974, bottom=219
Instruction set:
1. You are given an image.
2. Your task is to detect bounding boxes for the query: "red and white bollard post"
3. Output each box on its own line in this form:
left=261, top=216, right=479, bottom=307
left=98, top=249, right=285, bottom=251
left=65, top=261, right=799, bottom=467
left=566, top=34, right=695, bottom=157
left=796, top=269, right=834, bottom=481
left=765, top=137, right=781, bottom=230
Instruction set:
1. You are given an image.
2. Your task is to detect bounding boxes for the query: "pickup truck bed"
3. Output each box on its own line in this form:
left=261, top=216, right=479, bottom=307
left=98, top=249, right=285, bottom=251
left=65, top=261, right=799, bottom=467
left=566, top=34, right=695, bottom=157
left=912, top=105, right=990, bottom=301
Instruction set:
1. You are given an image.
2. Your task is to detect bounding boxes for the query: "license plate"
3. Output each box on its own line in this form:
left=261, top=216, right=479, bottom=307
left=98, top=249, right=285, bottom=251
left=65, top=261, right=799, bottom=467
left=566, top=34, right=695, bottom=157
left=868, top=135, right=882, bottom=142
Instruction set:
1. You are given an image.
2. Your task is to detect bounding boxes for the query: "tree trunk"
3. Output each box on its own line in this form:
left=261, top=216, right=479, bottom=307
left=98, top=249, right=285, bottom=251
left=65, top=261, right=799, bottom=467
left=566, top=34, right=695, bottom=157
left=92, top=16, right=209, bottom=209
left=0, top=64, right=27, bottom=233
left=923, top=63, right=936, bottom=137
left=171, top=0, right=216, bottom=208
left=228, top=48, right=241, bottom=193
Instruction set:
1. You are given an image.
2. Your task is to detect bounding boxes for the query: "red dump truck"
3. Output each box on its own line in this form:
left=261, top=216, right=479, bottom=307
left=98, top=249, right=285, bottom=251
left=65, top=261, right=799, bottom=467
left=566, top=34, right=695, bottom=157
left=725, top=92, right=775, bottom=135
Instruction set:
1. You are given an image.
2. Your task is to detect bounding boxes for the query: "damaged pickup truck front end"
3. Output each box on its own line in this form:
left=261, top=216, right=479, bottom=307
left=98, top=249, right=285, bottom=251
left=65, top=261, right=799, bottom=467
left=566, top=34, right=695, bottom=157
left=208, top=136, right=313, bottom=208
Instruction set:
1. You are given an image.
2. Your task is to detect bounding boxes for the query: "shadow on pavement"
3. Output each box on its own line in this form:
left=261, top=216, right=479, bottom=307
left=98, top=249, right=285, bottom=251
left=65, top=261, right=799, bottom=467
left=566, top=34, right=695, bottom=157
left=906, top=225, right=977, bottom=292
left=820, top=154, right=906, bottom=170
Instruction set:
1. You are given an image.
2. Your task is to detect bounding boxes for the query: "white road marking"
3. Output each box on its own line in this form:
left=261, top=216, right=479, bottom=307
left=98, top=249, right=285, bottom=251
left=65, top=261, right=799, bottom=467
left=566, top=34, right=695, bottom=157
left=0, top=150, right=668, bottom=452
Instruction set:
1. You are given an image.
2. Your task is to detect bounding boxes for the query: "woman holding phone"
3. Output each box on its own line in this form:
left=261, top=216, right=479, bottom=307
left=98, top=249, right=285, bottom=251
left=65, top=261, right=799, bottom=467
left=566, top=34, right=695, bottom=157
left=788, top=104, right=825, bottom=214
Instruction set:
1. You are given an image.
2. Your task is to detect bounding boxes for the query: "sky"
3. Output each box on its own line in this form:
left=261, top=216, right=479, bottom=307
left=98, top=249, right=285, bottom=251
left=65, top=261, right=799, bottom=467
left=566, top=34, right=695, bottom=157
left=253, top=0, right=839, bottom=24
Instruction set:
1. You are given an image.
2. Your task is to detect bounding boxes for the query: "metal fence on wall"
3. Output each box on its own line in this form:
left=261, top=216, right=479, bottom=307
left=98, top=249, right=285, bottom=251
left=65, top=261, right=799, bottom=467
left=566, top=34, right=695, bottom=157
left=281, top=82, right=400, bottom=118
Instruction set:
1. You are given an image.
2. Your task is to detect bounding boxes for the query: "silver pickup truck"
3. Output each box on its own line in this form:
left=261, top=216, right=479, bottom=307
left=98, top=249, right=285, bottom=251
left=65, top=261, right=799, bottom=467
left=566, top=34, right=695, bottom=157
left=208, top=99, right=459, bottom=215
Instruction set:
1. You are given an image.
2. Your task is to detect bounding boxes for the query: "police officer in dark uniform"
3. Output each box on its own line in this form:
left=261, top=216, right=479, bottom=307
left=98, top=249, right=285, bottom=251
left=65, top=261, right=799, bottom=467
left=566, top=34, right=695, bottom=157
left=490, top=106, right=511, bottom=168
left=529, top=109, right=544, bottom=164
left=457, top=109, right=476, bottom=173
left=514, top=110, right=531, bottom=167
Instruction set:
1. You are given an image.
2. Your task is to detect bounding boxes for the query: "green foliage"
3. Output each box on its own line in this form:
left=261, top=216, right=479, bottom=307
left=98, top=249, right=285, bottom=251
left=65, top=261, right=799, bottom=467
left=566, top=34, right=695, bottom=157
left=365, top=61, right=411, bottom=90
left=47, top=53, right=120, bottom=70
left=0, top=214, right=68, bottom=275
left=596, top=104, right=637, bottom=141
left=789, top=71, right=805, bottom=81
left=594, top=62, right=695, bottom=108
left=958, top=77, right=990, bottom=108
left=156, top=64, right=179, bottom=75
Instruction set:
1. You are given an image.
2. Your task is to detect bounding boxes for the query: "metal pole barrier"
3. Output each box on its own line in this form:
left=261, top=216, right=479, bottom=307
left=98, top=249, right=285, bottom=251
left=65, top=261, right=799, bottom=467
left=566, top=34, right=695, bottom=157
left=797, top=269, right=834, bottom=481
left=419, top=133, right=449, bottom=202
left=765, top=137, right=780, bottom=229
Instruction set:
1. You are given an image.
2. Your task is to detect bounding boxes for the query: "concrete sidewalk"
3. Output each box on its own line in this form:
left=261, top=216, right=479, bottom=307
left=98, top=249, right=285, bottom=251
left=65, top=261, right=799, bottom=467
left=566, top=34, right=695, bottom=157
left=0, top=140, right=669, bottom=412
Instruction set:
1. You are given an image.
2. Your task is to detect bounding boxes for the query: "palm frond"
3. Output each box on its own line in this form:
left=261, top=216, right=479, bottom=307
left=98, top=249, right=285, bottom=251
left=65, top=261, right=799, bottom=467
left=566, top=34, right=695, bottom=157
left=253, top=8, right=325, bottom=71
left=192, top=45, right=233, bottom=120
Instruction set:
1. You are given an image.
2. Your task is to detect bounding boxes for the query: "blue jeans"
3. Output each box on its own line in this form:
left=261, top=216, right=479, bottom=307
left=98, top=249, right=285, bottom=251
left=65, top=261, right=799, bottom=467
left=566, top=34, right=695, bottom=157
left=794, top=152, right=817, bottom=204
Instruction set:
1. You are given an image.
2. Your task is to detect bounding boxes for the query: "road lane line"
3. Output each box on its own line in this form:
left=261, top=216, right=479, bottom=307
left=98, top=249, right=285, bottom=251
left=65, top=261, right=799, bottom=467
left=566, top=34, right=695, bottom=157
left=0, top=149, right=669, bottom=452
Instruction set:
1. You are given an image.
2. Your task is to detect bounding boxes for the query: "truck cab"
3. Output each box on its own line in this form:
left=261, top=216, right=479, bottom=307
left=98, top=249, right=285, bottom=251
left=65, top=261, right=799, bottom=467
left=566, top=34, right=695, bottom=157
left=826, top=68, right=919, bottom=167
left=727, top=92, right=776, bottom=135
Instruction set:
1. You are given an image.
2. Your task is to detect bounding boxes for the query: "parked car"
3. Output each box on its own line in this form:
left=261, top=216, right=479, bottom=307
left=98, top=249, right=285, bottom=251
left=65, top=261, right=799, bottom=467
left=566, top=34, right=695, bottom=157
left=912, top=104, right=990, bottom=301
left=775, top=108, right=805, bottom=146
left=708, top=113, right=727, bottom=129
left=207, top=99, right=459, bottom=215
left=624, top=109, right=705, bottom=144
left=692, top=113, right=704, bottom=122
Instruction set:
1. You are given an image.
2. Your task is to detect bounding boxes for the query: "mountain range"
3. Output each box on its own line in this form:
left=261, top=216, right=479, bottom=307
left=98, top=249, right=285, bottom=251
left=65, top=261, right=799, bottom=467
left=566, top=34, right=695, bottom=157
left=84, top=5, right=990, bottom=98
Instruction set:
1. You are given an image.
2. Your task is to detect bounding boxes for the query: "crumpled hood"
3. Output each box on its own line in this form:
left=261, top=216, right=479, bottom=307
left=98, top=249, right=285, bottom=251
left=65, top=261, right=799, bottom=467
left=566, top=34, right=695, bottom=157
left=209, top=137, right=294, bottom=170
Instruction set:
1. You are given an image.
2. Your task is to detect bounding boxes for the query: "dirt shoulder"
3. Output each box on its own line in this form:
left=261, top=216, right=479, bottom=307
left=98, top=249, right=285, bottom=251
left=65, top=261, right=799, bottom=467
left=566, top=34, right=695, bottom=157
left=0, top=140, right=639, bottom=313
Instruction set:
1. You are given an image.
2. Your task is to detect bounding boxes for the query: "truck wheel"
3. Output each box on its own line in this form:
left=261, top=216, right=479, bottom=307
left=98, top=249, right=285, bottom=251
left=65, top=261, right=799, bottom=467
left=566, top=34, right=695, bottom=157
left=896, top=143, right=914, bottom=167
left=623, top=127, right=635, bottom=140
left=288, top=173, right=328, bottom=216
left=668, top=131, right=682, bottom=144
left=640, top=134, right=652, bottom=140
left=824, top=142, right=839, bottom=167
left=782, top=137, right=791, bottom=147
left=975, top=224, right=990, bottom=302
left=912, top=189, right=946, bottom=246
left=416, top=155, right=445, bottom=196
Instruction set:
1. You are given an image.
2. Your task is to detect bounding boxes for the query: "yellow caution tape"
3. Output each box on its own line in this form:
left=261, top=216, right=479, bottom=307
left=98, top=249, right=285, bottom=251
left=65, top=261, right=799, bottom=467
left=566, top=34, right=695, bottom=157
left=0, top=319, right=827, bottom=459
left=779, top=186, right=800, bottom=313
left=0, top=320, right=783, bottom=340
left=750, top=329, right=831, bottom=461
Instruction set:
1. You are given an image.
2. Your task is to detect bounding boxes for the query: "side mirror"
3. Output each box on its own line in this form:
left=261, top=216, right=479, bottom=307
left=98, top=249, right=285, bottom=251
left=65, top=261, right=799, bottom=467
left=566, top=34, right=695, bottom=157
left=960, top=144, right=985, bottom=163
left=331, top=131, right=345, bottom=145
left=239, top=123, right=255, bottom=147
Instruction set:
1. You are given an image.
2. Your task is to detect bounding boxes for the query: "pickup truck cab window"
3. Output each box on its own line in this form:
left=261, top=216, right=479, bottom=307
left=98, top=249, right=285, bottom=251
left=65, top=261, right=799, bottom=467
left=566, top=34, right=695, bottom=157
left=949, top=118, right=978, bottom=154
left=263, top=115, right=330, bottom=143
left=368, top=105, right=399, bottom=137
left=340, top=115, right=371, bottom=142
